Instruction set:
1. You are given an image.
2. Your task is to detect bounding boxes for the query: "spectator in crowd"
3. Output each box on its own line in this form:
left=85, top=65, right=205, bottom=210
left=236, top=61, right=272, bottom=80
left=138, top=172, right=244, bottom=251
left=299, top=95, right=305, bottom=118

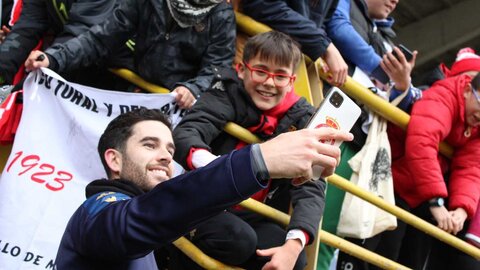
left=441, top=48, right=480, bottom=79
left=393, top=54, right=480, bottom=270
left=172, top=31, right=325, bottom=270
left=327, top=0, right=416, bottom=93
left=392, top=48, right=480, bottom=269
left=315, top=0, right=422, bottom=268
left=55, top=108, right=353, bottom=269
left=242, top=0, right=349, bottom=86
left=0, top=0, right=134, bottom=89
left=24, top=0, right=236, bottom=109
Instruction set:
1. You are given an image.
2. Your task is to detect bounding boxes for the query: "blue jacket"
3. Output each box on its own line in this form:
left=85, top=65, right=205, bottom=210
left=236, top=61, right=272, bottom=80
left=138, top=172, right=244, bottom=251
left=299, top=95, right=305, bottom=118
left=242, top=0, right=338, bottom=60
left=55, top=146, right=267, bottom=269
left=327, top=0, right=386, bottom=74
left=327, top=0, right=420, bottom=109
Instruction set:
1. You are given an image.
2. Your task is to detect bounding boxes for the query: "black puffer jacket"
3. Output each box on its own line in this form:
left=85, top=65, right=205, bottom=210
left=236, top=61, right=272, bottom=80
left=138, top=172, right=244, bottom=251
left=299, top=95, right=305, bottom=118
left=1, top=0, right=13, bottom=27
left=173, top=67, right=325, bottom=244
left=45, top=0, right=236, bottom=97
left=0, top=0, right=132, bottom=85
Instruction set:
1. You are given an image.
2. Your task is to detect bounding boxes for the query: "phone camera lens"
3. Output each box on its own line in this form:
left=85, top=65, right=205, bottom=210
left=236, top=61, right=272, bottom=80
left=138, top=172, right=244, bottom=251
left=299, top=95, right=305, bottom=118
left=329, top=92, right=344, bottom=108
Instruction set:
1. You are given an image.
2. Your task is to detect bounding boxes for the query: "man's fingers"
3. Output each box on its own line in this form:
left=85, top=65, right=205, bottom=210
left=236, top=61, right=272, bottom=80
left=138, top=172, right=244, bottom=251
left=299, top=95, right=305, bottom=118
left=256, top=248, right=274, bottom=257
left=311, top=128, right=353, bottom=142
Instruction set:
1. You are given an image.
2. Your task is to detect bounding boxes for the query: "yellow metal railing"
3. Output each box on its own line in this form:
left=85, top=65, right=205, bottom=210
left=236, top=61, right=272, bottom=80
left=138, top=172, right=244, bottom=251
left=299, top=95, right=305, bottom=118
left=172, top=238, right=243, bottom=270
left=240, top=199, right=410, bottom=270
left=314, top=59, right=454, bottom=158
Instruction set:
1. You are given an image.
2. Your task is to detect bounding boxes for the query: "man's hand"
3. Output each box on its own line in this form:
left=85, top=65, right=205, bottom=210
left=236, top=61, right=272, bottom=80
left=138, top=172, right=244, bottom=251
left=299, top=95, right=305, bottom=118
left=0, top=26, right=11, bottom=44
left=25, top=51, right=50, bottom=72
left=259, top=128, right=353, bottom=181
left=430, top=205, right=454, bottom=233
left=322, top=43, right=348, bottom=86
left=256, top=239, right=303, bottom=270
left=380, top=47, right=418, bottom=91
left=450, top=208, right=468, bottom=235
left=173, top=86, right=196, bottom=109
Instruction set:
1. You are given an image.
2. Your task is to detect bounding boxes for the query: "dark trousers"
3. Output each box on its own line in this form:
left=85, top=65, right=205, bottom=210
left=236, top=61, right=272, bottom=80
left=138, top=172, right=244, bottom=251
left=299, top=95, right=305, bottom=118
left=171, top=210, right=307, bottom=270
left=398, top=203, right=480, bottom=270
left=336, top=195, right=409, bottom=270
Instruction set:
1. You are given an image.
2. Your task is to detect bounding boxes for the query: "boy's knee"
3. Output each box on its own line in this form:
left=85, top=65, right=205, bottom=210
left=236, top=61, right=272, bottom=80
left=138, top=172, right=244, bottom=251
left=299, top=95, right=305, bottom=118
left=220, top=223, right=257, bottom=265
left=195, top=220, right=257, bottom=265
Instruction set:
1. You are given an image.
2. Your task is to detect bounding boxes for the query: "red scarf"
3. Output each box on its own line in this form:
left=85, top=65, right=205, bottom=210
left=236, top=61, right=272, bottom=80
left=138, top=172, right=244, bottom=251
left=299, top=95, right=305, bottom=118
left=236, top=90, right=300, bottom=205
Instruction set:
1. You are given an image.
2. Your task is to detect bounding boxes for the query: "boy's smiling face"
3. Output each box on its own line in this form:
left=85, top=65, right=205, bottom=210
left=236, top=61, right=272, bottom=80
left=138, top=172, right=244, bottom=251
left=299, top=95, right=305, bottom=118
left=237, top=54, right=295, bottom=111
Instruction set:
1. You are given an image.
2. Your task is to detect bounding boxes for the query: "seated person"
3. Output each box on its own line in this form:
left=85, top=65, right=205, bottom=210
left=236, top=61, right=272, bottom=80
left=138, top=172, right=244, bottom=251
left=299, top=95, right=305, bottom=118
left=55, top=108, right=352, bottom=269
left=173, top=31, right=325, bottom=270
left=24, top=0, right=236, bottom=109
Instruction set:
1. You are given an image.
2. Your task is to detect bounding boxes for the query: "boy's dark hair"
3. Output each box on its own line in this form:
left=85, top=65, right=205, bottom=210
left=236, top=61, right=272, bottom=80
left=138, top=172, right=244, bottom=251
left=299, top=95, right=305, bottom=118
left=97, top=108, right=172, bottom=177
left=243, top=31, right=302, bottom=71
left=472, top=73, right=480, bottom=90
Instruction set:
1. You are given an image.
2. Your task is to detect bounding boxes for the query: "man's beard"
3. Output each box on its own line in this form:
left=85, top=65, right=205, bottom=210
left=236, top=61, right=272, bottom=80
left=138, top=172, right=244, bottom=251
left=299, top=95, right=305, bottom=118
left=119, top=155, right=152, bottom=192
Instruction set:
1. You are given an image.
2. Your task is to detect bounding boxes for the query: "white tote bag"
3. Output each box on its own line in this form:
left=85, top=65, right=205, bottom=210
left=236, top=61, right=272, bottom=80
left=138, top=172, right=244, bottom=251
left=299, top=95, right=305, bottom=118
left=336, top=112, right=397, bottom=239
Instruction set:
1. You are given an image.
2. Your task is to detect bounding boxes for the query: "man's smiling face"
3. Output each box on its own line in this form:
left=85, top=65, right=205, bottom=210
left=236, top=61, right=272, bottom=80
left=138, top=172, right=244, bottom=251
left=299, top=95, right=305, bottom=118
left=119, top=120, right=175, bottom=191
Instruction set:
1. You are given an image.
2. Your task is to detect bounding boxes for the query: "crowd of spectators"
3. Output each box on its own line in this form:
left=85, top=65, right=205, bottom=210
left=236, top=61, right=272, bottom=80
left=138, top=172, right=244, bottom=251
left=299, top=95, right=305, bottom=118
left=1, top=0, right=480, bottom=269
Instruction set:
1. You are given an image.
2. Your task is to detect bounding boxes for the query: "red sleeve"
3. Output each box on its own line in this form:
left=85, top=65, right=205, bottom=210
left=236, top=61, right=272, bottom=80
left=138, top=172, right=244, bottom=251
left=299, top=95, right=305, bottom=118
left=302, top=230, right=310, bottom=245
left=405, top=84, right=453, bottom=202
left=186, top=147, right=209, bottom=170
left=448, top=138, right=480, bottom=217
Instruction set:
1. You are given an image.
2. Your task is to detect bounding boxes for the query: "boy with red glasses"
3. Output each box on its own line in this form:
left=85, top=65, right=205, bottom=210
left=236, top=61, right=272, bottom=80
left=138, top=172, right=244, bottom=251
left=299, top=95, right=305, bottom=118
left=172, top=31, right=326, bottom=269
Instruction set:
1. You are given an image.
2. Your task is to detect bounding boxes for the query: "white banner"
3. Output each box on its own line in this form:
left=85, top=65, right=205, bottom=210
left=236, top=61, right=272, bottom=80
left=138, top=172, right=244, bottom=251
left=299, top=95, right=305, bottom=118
left=0, top=68, right=185, bottom=269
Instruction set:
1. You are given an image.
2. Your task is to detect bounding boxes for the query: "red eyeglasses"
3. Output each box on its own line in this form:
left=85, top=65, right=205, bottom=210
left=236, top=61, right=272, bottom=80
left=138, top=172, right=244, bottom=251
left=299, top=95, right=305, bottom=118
left=238, top=62, right=296, bottom=87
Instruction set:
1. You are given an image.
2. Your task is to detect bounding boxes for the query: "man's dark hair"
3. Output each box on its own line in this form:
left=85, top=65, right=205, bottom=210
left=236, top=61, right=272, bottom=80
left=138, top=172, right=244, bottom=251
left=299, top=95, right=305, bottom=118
left=242, top=31, right=302, bottom=71
left=98, top=108, right=172, bottom=177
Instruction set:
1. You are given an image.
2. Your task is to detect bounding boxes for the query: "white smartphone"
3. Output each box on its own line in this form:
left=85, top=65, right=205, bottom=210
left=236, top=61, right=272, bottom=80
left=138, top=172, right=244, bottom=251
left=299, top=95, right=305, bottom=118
left=307, top=87, right=361, bottom=180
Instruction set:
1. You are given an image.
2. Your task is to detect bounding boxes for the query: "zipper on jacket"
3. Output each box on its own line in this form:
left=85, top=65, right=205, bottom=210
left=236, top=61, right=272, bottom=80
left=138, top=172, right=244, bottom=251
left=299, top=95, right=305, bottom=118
left=165, top=8, right=176, bottom=41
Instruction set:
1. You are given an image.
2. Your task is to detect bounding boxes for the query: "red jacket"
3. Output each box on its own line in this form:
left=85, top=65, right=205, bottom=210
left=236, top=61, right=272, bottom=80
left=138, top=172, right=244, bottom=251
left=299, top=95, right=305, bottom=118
left=392, top=75, right=480, bottom=217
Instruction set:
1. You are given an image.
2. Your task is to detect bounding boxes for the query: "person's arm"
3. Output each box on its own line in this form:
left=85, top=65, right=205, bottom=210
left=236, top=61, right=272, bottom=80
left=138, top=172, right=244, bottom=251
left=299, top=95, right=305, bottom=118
left=72, top=128, right=353, bottom=259
left=29, top=0, right=139, bottom=73
left=448, top=137, right=480, bottom=218
left=0, top=0, right=50, bottom=84
left=53, top=0, right=117, bottom=44
left=326, top=0, right=381, bottom=74
left=287, top=180, right=325, bottom=243
left=172, top=86, right=235, bottom=169
left=405, top=85, right=453, bottom=202
left=174, top=3, right=236, bottom=97
left=405, top=84, right=457, bottom=232
left=242, top=0, right=330, bottom=60
left=256, top=179, right=326, bottom=269
left=389, top=84, right=422, bottom=112
left=74, top=145, right=269, bottom=259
